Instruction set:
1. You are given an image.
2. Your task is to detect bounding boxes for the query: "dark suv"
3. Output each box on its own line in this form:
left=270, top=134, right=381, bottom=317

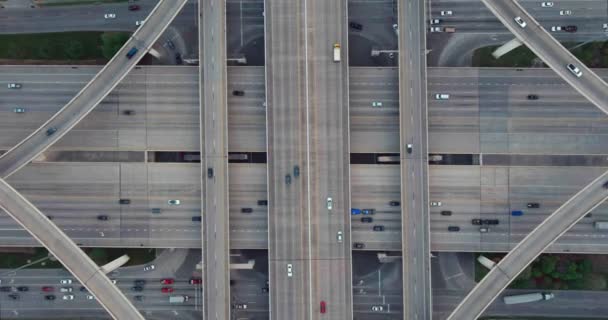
left=349, top=21, right=363, bottom=31
left=448, top=226, right=460, bottom=232
left=483, top=219, right=500, bottom=225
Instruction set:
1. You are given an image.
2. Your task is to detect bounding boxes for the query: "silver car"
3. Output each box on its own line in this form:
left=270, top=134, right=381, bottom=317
left=327, top=197, right=333, bottom=210
left=337, top=231, right=343, bottom=243
left=287, top=264, right=293, bottom=277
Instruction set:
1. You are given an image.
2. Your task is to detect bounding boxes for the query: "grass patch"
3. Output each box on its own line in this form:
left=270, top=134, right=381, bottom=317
left=570, top=41, right=608, bottom=68
left=472, top=45, right=539, bottom=68
left=0, top=31, right=129, bottom=62
left=41, top=0, right=128, bottom=6
left=0, top=248, right=62, bottom=269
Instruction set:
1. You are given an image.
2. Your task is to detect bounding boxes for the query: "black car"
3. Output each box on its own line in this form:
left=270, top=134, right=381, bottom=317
left=175, top=53, right=183, bottom=65
left=232, top=90, right=245, bottom=96
left=563, top=25, right=577, bottom=32
left=285, top=174, right=292, bottom=185
left=131, top=286, right=144, bottom=292
left=46, top=127, right=57, bottom=136
left=241, top=208, right=253, bottom=213
left=46, top=215, right=54, bottom=220
left=97, top=215, right=109, bottom=221
left=527, top=202, right=540, bottom=208
left=389, top=201, right=400, bottom=207
left=471, top=219, right=482, bottom=225
left=122, top=110, right=135, bottom=115
left=192, top=216, right=202, bottom=222
left=262, top=287, right=269, bottom=293
left=603, top=181, right=608, bottom=189
left=128, top=4, right=140, bottom=11
left=8, top=294, right=19, bottom=300
left=293, top=165, right=300, bottom=178
left=45, top=295, right=56, bottom=301
left=119, top=199, right=131, bottom=205
left=483, top=219, right=499, bottom=225
left=448, top=226, right=460, bottom=232
left=527, top=94, right=539, bottom=100
left=134, top=280, right=146, bottom=286
left=586, top=213, right=593, bottom=218
left=372, top=225, right=385, bottom=231
left=17, top=286, right=28, bottom=292
left=353, top=242, right=365, bottom=249
left=349, top=21, right=363, bottom=31
left=208, top=168, right=214, bottom=178
left=440, top=210, right=452, bottom=216
left=257, top=200, right=268, bottom=206
left=80, top=286, right=88, bottom=292
left=361, top=217, right=373, bottom=223
left=151, top=208, right=162, bottom=214
left=0, top=286, right=11, bottom=292
left=134, top=295, right=144, bottom=302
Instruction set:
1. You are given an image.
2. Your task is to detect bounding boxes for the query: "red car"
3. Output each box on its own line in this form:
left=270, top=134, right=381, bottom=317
left=160, top=279, right=174, bottom=285
left=161, top=287, right=174, bottom=293
left=41, top=286, right=54, bottom=292
left=128, top=5, right=140, bottom=11
left=320, top=301, right=327, bottom=314
left=189, top=278, right=202, bottom=285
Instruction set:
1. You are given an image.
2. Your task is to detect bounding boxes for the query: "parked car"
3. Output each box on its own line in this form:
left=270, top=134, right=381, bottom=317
left=430, top=18, right=441, bottom=25
left=527, top=202, right=540, bottom=208
left=551, top=26, right=562, bottom=32
left=87, top=295, right=95, bottom=300
left=372, top=101, right=383, bottom=107
left=42, top=286, right=54, bottom=292
left=80, top=286, right=87, bottom=292
left=349, top=22, right=363, bottom=30
left=373, top=225, right=385, bottom=231
left=435, top=93, right=450, bottom=100
left=430, top=26, right=442, bottom=33
left=0, top=286, right=11, bottom=292
left=134, top=295, right=144, bottom=301
left=361, top=217, right=373, bottom=223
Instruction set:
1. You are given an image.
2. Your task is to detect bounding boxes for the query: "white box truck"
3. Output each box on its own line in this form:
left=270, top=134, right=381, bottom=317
left=169, top=295, right=189, bottom=304
left=503, top=292, right=554, bottom=305
left=594, top=221, right=608, bottom=230
left=333, top=44, right=341, bottom=62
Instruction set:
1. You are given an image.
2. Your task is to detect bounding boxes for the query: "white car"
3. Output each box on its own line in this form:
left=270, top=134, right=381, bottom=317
left=60, top=279, right=72, bottom=285
left=86, top=295, right=95, bottom=300
left=7, top=83, right=21, bottom=89
left=62, top=295, right=74, bottom=301
left=514, top=16, right=526, bottom=28
left=110, top=279, right=117, bottom=284
left=479, top=227, right=489, bottom=233
left=440, top=10, right=452, bottom=16
left=372, top=305, right=384, bottom=312
left=60, top=287, right=72, bottom=293
left=430, top=26, right=442, bottom=33
left=104, top=13, right=116, bottom=19
left=136, top=20, right=145, bottom=26
left=551, top=26, right=562, bottom=32
left=435, top=93, right=450, bottom=100
left=430, top=201, right=442, bottom=207
left=604, top=23, right=608, bottom=29
left=168, top=199, right=181, bottom=205
left=392, top=24, right=399, bottom=36
left=430, top=19, right=441, bottom=25
left=372, top=101, right=383, bottom=107
left=287, top=264, right=293, bottom=277
left=326, top=197, right=333, bottom=210
left=143, top=264, right=155, bottom=271
left=541, top=1, right=554, bottom=7
left=337, top=231, right=343, bottom=243
left=559, top=10, right=572, bottom=16
left=567, top=63, right=582, bottom=77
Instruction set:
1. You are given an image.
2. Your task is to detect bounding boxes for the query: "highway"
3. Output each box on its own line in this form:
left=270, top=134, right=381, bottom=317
left=0, top=0, right=189, bottom=179
left=0, top=178, right=144, bottom=319
left=480, top=0, right=608, bottom=115
left=265, top=0, right=311, bottom=319
left=446, top=168, right=608, bottom=319
left=199, top=0, right=231, bottom=318
left=397, top=0, right=431, bottom=319
left=305, top=0, right=353, bottom=318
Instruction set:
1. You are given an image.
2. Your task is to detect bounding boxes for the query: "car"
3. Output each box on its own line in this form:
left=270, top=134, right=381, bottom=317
left=448, top=226, right=460, bottom=232
left=362, top=209, right=375, bottom=215
left=262, top=287, right=269, bottom=293
left=46, top=127, right=57, bottom=136
left=327, top=197, right=333, bottom=210
left=143, top=264, right=155, bottom=271
left=349, top=21, right=363, bottom=30
left=320, top=301, right=327, bottom=313
left=564, top=25, right=577, bottom=32
left=13, top=107, right=25, bottom=113
left=430, top=18, right=441, bottom=25
left=567, top=63, right=582, bottom=77
left=46, top=215, right=54, bottom=220
left=161, top=287, right=174, bottom=293
left=97, top=215, right=108, bottom=221
left=60, top=279, right=72, bottom=285
left=16, top=286, right=28, bottom=292
left=435, top=93, right=450, bottom=100
left=62, top=295, right=74, bottom=300
left=110, top=279, right=117, bottom=284
left=45, top=295, right=56, bottom=301
left=151, top=208, right=161, bottom=214
left=134, top=295, right=144, bottom=301
left=79, top=286, right=87, bottom=292
left=479, top=227, right=489, bottom=233
left=175, top=53, right=182, bottom=65
left=241, top=208, right=253, bottom=213
left=429, top=154, right=443, bottom=162
left=430, top=201, right=442, bottom=207
left=207, top=167, right=214, bottom=178
left=514, top=16, right=526, bottom=28
left=471, top=219, right=482, bottom=225
left=0, top=286, right=11, bottom=292
left=285, top=174, right=292, bottom=185
left=192, top=216, right=202, bottom=222
left=511, top=210, right=524, bottom=216
left=551, top=26, right=562, bottom=32
left=541, top=2, right=554, bottom=7
left=527, top=94, right=539, bottom=100
left=560, top=10, right=572, bottom=16
left=134, top=280, right=146, bottom=286
left=131, top=286, right=144, bottom=292
left=135, top=20, right=145, bottom=26
left=232, top=90, right=245, bottom=96
left=42, top=286, right=54, bottom=292
left=430, top=26, right=442, bottom=33
left=604, top=23, right=608, bottom=29
left=60, top=287, right=72, bottom=293
left=353, top=242, right=365, bottom=249
left=603, top=181, right=608, bottom=189
left=337, top=231, right=343, bottom=243
left=483, top=219, right=500, bottom=225
left=293, top=165, right=300, bottom=177
left=440, top=10, right=453, bottom=16
left=351, top=208, right=362, bottom=215
left=86, top=295, right=95, bottom=300
left=122, top=110, right=135, bottom=115
left=440, top=210, right=452, bottom=216
left=407, top=143, right=413, bottom=154
left=165, top=40, right=175, bottom=50
left=372, top=305, right=384, bottom=312
left=104, top=13, right=116, bottom=19
left=287, top=264, right=293, bottom=277
left=126, top=47, right=138, bottom=59
left=128, top=4, right=140, bottom=11
left=527, top=202, right=540, bottom=208
left=258, top=200, right=268, bottom=206
left=234, top=304, right=248, bottom=309
left=7, top=83, right=21, bottom=89
left=361, top=217, right=373, bottom=223
left=189, top=278, right=202, bottom=285
left=119, top=199, right=130, bottom=205
left=392, top=24, right=399, bottom=36
left=160, top=279, right=174, bottom=285
left=389, top=201, right=400, bottom=206
left=8, top=294, right=19, bottom=300
left=372, top=101, right=383, bottom=107
left=373, top=225, right=385, bottom=231
left=168, top=199, right=181, bottom=206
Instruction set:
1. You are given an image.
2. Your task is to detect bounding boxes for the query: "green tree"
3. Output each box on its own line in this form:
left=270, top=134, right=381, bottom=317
left=540, top=255, right=558, bottom=275
left=65, top=40, right=84, bottom=60
left=36, top=39, right=53, bottom=59
left=582, top=273, right=607, bottom=290
left=579, top=259, right=593, bottom=275
left=101, top=32, right=129, bottom=60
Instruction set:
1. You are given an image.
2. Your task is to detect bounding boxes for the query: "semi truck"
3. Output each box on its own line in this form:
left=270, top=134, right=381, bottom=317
left=595, top=221, right=608, bottom=230
left=169, top=295, right=190, bottom=304
left=503, top=292, right=554, bottom=305
left=333, top=43, right=341, bottom=62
